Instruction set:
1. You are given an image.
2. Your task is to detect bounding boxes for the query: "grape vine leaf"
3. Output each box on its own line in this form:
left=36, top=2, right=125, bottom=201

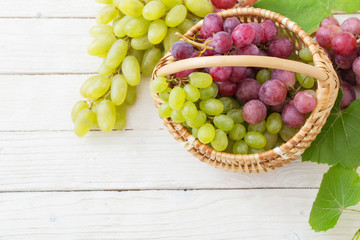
left=254, top=0, right=360, bottom=33
left=302, top=91, right=360, bottom=169
left=309, top=164, right=360, bottom=232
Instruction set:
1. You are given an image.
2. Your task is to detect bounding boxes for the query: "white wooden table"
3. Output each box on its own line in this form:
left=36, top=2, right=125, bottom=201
left=0, top=1, right=359, bottom=239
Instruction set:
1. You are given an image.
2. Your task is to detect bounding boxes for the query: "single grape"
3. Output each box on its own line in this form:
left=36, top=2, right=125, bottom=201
left=186, top=111, right=206, bottom=128
left=294, top=91, right=317, bottom=114
left=118, top=0, right=144, bottom=17
left=159, top=87, right=171, bottom=101
left=178, top=19, right=194, bottom=34
left=211, top=0, right=237, bottom=9
left=212, top=31, right=233, bottom=54
left=341, top=69, right=357, bottom=86
left=131, top=35, right=153, bottom=50
left=235, top=78, right=261, bottom=103
left=223, top=17, right=241, bottom=34
left=332, top=32, right=357, bottom=56
left=231, top=98, right=241, bottom=109
left=233, top=140, right=249, bottom=154
left=269, top=38, right=293, bottom=58
left=246, top=68, right=255, bottom=78
left=227, top=109, right=244, bottom=124
left=209, top=66, right=232, bottom=82
left=142, top=1, right=166, bottom=21
left=184, top=0, right=213, bottom=18
left=125, top=17, right=150, bottom=38
left=211, top=129, right=228, bottom=152
left=113, top=15, right=134, bottom=38
left=192, top=127, right=199, bottom=138
left=163, top=28, right=180, bottom=51
left=271, top=101, right=286, bottom=113
left=161, top=0, right=182, bottom=8
left=260, top=20, right=278, bottom=43
left=335, top=50, right=357, bottom=69
left=148, top=19, right=168, bottom=44
left=97, top=100, right=116, bottom=132
left=340, top=17, right=360, bottom=35
left=202, top=13, right=224, bottom=37
left=259, top=79, right=287, bottom=106
left=230, top=67, right=247, bottom=83
left=299, top=47, right=313, bottom=62
left=80, top=75, right=111, bottom=100
left=199, top=98, right=224, bottom=116
left=231, top=24, right=255, bottom=48
left=282, top=101, right=306, bottom=128
left=248, top=120, right=266, bottom=133
left=74, top=109, right=96, bottom=137
left=315, top=24, right=342, bottom=49
left=199, top=84, right=216, bottom=100
left=90, top=24, right=113, bottom=38
left=189, top=72, right=213, bottom=88
left=96, top=5, right=119, bottom=24
left=295, top=73, right=315, bottom=89
left=198, top=123, right=216, bottom=144
left=171, top=41, right=194, bottom=60
left=71, top=101, right=89, bottom=123
left=263, top=131, right=278, bottom=150
left=236, top=44, right=260, bottom=56
left=202, top=37, right=216, bottom=56
left=248, top=22, right=264, bottom=44
left=158, top=102, right=173, bottom=118
left=141, top=47, right=162, bottom=76
left=183, top=84, right=200, bottom=102
left=219, top=97, right=233, bottom=113
left=87, top=33, right=117, bottom=57
left=111, top=74, right=128, bottom=106
left=122, top=56, right=141, bottom=86
left=174, top=68, right=198, bottom=79
left=169, top=86, right=185, bottom=110
left=150, top=77, right=168, bottom=93
left=216, top=81, right=237, bottom=97
left=171, top=109, right=186, bottom=123
left=353, top=57, right=360, bottom=76
left=104, top=39, right=128, bottom=69
left=279, top=124, right=297, bottom=142
left=166, top=4, right=187, bottom=27
left=266, top=113, right=283, bottom=134
left=214, top=115, right=234, bottom=131
left=182, top=101, right=198, bottom=120
left=98, top=61, right=115, bottom=75
left=211, top=83, right=219, bottom=98
left=320, top=16, right=340, bottom=27
left=115, top=104, right=127, bottom=131
left=125, top=85, right=137, bottom=105
left=340, top=82, right=356, bottom=110
left=242, top=100, right=267, bottom=125
left=244, top=131, right=267, bottom=149
left=256, top=69, right=271, bottom=84
left=229, top=124, right=246, bottom=141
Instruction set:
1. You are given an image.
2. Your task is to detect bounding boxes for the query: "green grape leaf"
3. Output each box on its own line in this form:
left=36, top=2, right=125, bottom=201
left=309, top=164, right=360, bottom=232
left=254, top=0, right=360, bottom=33
left=302, top=91, right=360, bottom=169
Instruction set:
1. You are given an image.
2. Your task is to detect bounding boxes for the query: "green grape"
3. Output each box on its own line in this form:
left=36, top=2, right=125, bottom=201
left=225, top=138, right=235, bottom=153
left=233, top=140, right=249, bottom=154
left=158, top=102, right=172, bottom=118
left=96, top=5, right=119, bottom=24
left=306, top=89, right=316, bottom=97
left=211, top=83, right=218, bottom=98
left=125, top=17, right=150, bottom=38
left=87, top=33, right=117, bottom=56
left=199, top=98, right=224, bottom=116
left=113, top=15, right=134, bottom=38
left=219, top=97, right=233, bottom=113
left=142, top=1, right=166, bottom=21
left=263, top=131, right=278, bottom=150
left=118, top=0, right=144, bottom=17
left=279, top=125, right=297, bottom=142
left=115, top=104, right=127, bottom=130
left=178, top=19, right=194, bottom=34
left=141, top=47, right=162, bottom=76
left=189, top=72, right=213, bottom=88
left=198, top=123, right=216, bottom=144
left=161, top=0, right=182, bottom=8
left=71, top=100, right=89, bottom=123
left=111, top=74, right=128, bottom=106
left=231, top=98, right=241, bottom=109
left=249, top=148, right=265, bottom=154
left=128, top=48, right=144, bottom=64
left=151, top=77, right=168, bottom=93
left=159, top=87, right=171, bottom=101
left=80, top=75, right=111, bottom=99
left=213, top=115, right=234, bottom=132
left=104, top=39, right=128, bottom=69
left=131, top=35, right=153, bottom=50
left=113, top=0, right=121, bottom=6
left=229, top=124, right=246, bottom=141
left=148, top=19, right=168, bottom=45
left=186, top=111, right=206, bottom=128
left=183, top=84, right=200, bottom=102
left=183, top=121, right=191, bottom=131
left=165, top=4, right=187, bottom=27
left=169, top=86, right=185, bottom=110
left=244, top=131, right=267, bottom=149
left=125, top=85, right=137, bottom=105
left=192, top=127, right=199, bottom=138
left=90, top=24, right=113, bottom=38
left=98, top=61, right=115, bottom=75
left=256, top=69, right=271, bottom=84
left=122, top=56, right=141, bottom=86
left=171, top=109, right=186, bottom=123
left=184, top=0, right=213, bottom=17
left=248, top=120, right=266, bottom=133
left=187, top=15, right=202, bottom=25
left=163, top=28, right=180, bottom=51
left=181, top=101, right=198, bottom=120
left=227, top=109, right=244, bottom=124
left=266, top=112, right=283, bottom=134
left=199, top=85, right=215, bottom=100
left=97, top=100, right=116, bottom=132
left=211, top=129, right=228, bottom=151
left=96, top=0, right=113, bottom=3
left=299, top=47, right=313, bottom=62
left=74, top=109, right=96, bottom=137
left=296, top=73, right=315, bottom=89
left=273, top=138, right=285, bottom=148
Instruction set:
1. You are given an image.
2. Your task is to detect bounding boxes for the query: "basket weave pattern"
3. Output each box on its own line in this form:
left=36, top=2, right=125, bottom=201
left=151, top=8, right=339, bottom=173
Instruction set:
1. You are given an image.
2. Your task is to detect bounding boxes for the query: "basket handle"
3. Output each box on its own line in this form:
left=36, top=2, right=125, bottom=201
left=155, top=55, right=328, bottom=82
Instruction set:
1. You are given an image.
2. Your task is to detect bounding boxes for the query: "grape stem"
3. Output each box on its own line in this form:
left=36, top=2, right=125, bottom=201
left=175, top=32, right=214, bottom=50
left=352, top=229, right=360, bottom=240
left=345, top=208, right=360, bottom=214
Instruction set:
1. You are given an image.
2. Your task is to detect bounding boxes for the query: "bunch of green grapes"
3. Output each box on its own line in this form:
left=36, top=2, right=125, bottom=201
left=71, top=0, right=215, bottom=137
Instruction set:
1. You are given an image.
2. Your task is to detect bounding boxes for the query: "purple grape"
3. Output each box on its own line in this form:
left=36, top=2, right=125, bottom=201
left=212, top=31, right=233, bottom=54
left=341, top=69, right=357, bottom=86
left=230, top=66, right=247, bottom=82
left=223, top=17, right=241, bottom=34
left=211, top=0, right=237, bottom=9
left=271, top=101, right=287, bottom=113
left=202, top=37, right=216, bottom=56
left=259, top=79, right=287, bottom=106
left=259, top=50, right=268, bottom=56
left=294, top=91, right=317, bottom=114
left=269, top=38, right=293, bottom=58
left=235, top=78, right=261, bottom=103
left=340, top=17, right=360, bottom=35
left=231, top=24, right=255, bottom=48
left=270, top=69, right=296, bottom=89
left=202, top=13, right=224, bottom=37
left=246, top=68, right=255, bottom=78
left=320, top=16, right=340, bottom=27
left=260, top=20, right=278, bottom=43
left=209, top=66, right=232, bottom=82
left=332, top=32, right=357, bottom=56
left=236, top=44, right=260, bottom=55
left=315, top=24, right=342, bottom=49
left=200, top=26, right=211, bottom=38
left=282, top=101, right=306, bottom=128
left=353, top=57, right=360, bottom=76
left=340, top=82, right=356, bottom=110
left=174, top=68, right=198, bottom=78
left=242, top=100, right=267, bottom=125
left=171, top=41, right=194, bottom=60
left=248, top=22, right=264, bottom=44
left=335, top=50, right=357, bottom=69
left=216, top=81, right=237, bottom=97
left=357, top=75, right=360, bottom=87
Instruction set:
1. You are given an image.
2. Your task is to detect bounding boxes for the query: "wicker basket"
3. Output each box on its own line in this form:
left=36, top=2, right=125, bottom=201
left=150, top=7, right=339, bottom=173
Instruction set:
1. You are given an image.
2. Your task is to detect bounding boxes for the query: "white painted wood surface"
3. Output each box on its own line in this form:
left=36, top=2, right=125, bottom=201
left=0, top=1, right=359, bottom=239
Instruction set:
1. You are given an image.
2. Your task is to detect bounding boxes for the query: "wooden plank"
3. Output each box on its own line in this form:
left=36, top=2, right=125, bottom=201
left=0, top=0, right=98, bottom=18
left=0, top=190, right=358, bottom=239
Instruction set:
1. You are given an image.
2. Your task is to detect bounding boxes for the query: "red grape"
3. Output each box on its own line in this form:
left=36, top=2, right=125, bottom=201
left=269, top=38, right=293, bottom=58
left=320, top=16, right=340, bottom=27
left=248, top=22, right=264, bottom=44
left=211, top=0, right=237, bottom=9
left=223, top=17, right=241, bottom=34
left=282, top=101, right=306, bottom=128
left=271, top=101, right=287, bottom=113
left=174, top=69, right=199, bottom=78
left=335, top=49, right=357, bottom=69
left=235, top=78, right=261, bottom=103
left=202, top=13, right=224, bottom=37
left=171, top=41, right=194, bottom=60
left=332, top=32, right=357, bottom=56
left=236, top=44, right=260, bottom=55
left=340, top=17, right=360, bottom=35
left=200, top=26, right=212, bottom=38
left=260, top=20, right=278, bottom=43
left=230, top=66, right=247, bottom=82
left=315, top=24, right=342, bottom=49
left=216, top=81, right=237, bottom=97
left=353, top=57, right=360, bottom=76
left=246, top=68, right=255, bottom=78
left=242, top=100, right=267, bottom=125
left=231, top=24, right=255, bottom=48
left=259, top=79, right=287, bottom=106
left=340, top=82, right=356, bottom=110
left=357, top=75, right=360, bottom=87
left=341, top=69, right=357, bottom=86
left=202, top=37, right=216, bottom=56
left=212, top=31, right=233, bottom=54
left=270, top=69, right=296, bottom=89
left=209, top=66, right=232, bottom=82
left=294, top=91, right=317, bottom=113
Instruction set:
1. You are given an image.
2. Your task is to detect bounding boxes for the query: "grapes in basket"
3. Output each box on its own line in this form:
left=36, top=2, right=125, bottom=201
left=152, top=13, right=319, bottom=154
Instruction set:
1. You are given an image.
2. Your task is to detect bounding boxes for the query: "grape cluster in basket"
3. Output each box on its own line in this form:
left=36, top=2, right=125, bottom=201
left=316, top=16, right=360, bottom=110
left=152, top=13, right=318, bottom=154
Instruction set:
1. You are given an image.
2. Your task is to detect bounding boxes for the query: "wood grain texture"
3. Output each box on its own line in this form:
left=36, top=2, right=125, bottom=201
left=0, top=190, right=359, bottom=240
